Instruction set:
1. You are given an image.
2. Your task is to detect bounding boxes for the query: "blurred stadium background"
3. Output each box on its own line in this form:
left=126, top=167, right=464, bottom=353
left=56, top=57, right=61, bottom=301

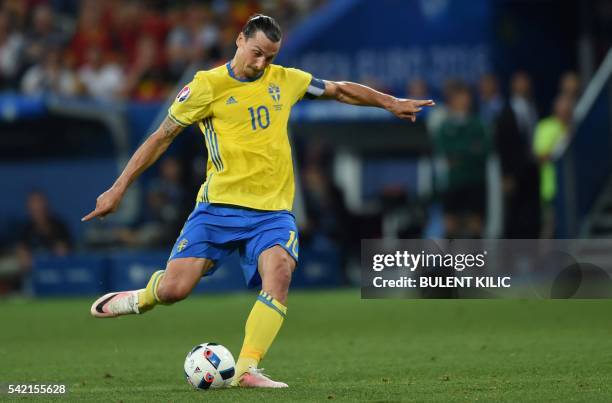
left=3, top=1, right=612, bottom=401
left=0, top=0, right=611, bottom=298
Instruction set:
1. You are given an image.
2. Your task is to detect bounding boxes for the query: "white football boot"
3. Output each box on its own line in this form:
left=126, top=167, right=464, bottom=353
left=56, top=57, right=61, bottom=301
left=90, top=289, right=142, bottom=318
left=235, top=367, right=288, bottom=388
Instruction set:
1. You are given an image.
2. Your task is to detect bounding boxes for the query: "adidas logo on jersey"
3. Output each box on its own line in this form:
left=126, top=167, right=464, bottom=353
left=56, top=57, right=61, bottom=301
left=226, top=96, right=238, bottom=105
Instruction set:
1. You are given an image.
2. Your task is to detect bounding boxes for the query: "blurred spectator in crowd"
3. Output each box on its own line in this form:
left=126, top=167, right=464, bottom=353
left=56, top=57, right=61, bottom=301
left=264, top=0, right=300, bottom=32
left=115, top=157, right=186, bottom=248
left=217, top=22, right=241, bottom=62
left=407, top=77, right=429, bottom=99
left=494, top=78, right=541, bottom=238
left=434, top=82, right=490, bottom=238
left=106, top=0, right=168, bottom=62
left=509, top=71, right=539, bottom=144
left=166, top=3, right=221, bottom=79
left=105, top=1, right=169, bottom=100
left=106, top=0, right=144, bottom=68
left=406, top=78, right=431, bottom=120
left=0, top=10, right=24, bottom=89
left=69, top=0, right=112, bottom=67
left=123, top=34, right=168, bottom=101
left=227, top=0, right=261, bottom=31
left=300, top=141, right=354, bottom=282
left=533, top=94, right=574, bottom=237
left=21, top=46, right=78, bottom=96
left=478, top=73, right=504, bottom=128
left=149, top=156, right=186, bottom=215
left=0, top=0, right=327, bottom=97
left=301, top=163, right=352, bottom=244
left=77, top=46, right=125, bottom=100
left=0, top=251, right=22, bottom=295
left=18, top=191, right=72, bottom=259
left=0, top=191, right=72, bottom=295
left=558, top=71, right=581, bottom=100
left=301, top=162, right=353, bottom=282
left=493, top=71, right=541, bottom=237
left=1, top=0, right=28, bottom=31
left=277, top=0, right=304, bottom=26
left=22, top=4, right=69, bottom=68
left=426, top=78, right=457, bottom=136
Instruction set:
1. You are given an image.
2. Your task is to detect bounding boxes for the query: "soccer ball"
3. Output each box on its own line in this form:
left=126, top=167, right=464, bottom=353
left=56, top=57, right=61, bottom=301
left=184, top=343, right=236, bottom=390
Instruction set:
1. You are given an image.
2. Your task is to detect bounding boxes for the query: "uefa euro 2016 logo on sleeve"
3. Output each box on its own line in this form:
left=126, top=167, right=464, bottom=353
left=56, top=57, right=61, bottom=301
left=177, top=86, right=191, bottom=103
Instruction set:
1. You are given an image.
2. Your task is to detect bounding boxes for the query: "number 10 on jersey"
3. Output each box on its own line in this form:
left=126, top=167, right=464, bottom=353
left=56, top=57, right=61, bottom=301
left=248, top=106, right=270, bottom=130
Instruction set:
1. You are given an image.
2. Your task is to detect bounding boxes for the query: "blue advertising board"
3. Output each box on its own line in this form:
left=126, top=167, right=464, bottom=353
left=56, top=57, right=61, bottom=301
left=279, top=0, right=492, bottom=93
left=33, top=255, right=107, bottom=296
left=32, top=247, right=342, bottom=297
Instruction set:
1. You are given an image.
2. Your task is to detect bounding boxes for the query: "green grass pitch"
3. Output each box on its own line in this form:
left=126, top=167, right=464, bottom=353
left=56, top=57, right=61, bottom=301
left=1, top=289, right=611, bottom=402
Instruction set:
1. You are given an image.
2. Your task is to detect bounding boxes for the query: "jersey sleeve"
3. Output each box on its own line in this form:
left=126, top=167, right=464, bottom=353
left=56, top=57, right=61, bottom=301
left=304, top=77, right=326, bottom=99
left=285, top=67, right=323, bottom=104
left=168, top=72, right=213, bottom=127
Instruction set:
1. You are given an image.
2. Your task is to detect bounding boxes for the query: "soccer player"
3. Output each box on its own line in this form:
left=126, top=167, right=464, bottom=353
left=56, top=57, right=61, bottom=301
left=83, top=14, right=434, bottom=388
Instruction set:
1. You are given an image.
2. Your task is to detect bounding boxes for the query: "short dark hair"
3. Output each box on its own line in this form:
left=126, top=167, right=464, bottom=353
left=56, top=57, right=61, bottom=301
left=242, top=14, right=282, bottom=43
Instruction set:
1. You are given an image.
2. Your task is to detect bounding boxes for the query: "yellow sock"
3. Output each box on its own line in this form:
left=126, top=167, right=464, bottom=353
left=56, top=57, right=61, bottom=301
left=232, top=290, right=287, bottom=384
left=137, top=270, right=165, bottom=312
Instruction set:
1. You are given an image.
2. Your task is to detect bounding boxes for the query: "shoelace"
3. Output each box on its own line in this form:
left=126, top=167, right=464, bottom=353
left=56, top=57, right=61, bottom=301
left=110, top=293, right=135, bottom=314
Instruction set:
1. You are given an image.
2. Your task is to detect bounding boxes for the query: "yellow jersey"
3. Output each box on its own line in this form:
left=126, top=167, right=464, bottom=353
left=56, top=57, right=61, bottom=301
left=168, top=63, right=316, bottom=211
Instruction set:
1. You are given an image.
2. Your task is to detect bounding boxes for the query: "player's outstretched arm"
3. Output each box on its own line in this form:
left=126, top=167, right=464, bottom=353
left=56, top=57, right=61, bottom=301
left=320, top=80, right=435, bottom=122
left=81, top=117, right=184, bottom=221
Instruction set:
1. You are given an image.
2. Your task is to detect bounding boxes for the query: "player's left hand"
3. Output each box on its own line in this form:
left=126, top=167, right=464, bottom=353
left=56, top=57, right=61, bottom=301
left=388, top=98, right=435, bottom=122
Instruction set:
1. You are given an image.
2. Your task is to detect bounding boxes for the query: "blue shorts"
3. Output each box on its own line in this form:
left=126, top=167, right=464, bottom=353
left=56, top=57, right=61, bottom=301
left=169, top=203, right=299, bottom=287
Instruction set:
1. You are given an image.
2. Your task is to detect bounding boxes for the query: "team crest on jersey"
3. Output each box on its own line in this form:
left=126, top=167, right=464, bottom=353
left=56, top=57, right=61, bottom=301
left=268, top=83, right=282, bottom=110
left=176, top=86, right=191, bottom=102
left=177, top=238, right=188, bottom=252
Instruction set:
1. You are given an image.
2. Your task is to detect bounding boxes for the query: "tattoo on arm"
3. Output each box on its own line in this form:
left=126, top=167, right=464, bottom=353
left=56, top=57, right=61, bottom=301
left=159, top=117, right=184, bottom=140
